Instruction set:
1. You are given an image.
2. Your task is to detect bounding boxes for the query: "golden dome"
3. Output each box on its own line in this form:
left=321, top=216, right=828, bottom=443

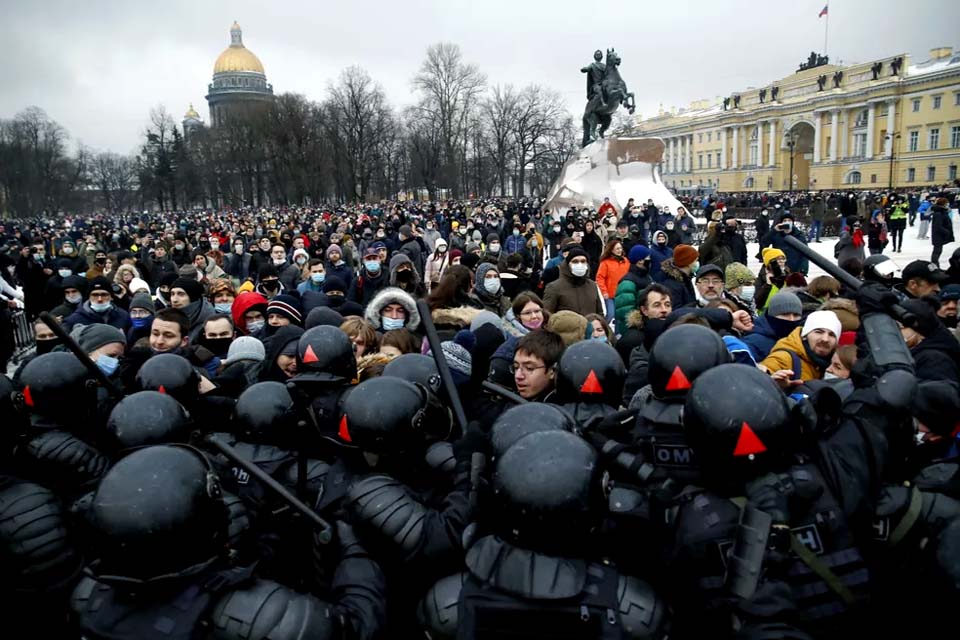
left=213, top=22, right=265, bottom=75
left=184, top=103, right=201, bottom=120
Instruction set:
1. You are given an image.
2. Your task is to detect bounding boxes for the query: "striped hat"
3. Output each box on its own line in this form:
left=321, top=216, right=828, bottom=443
left=266, top=294, right=303, bottom=326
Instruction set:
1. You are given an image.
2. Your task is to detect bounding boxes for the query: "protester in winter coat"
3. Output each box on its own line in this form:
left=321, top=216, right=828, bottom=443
left=742, top=291, right=804, bottom=361
left=653, top=244, right=698, bottom=309
left=648, top=230, right=673, bottom=277
left=930, top=198, right=956, bottom=266
left=760, top=309, right=840, bottom=384
left=363, top=286, right=422, bottom=334
left=473, top=263, right=511, bottom=316
left=613, top=245, right=653, bottom=331
left=543, top=247, right=604, bottom=317
left=596, top=239, right=630, bottom=320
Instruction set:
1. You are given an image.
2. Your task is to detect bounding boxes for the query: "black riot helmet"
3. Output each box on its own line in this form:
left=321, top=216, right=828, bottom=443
left=491, top=403, right=576, bottom=458
left=295, top=326, right=356, bottom=383
left=19, top=352, right=95, bottom=421
left=683, top=364, right=794, bottom=483
left=136, top=353, right=199, bottom=408
left=338, top=376, right=450, bottom=453
left=106, top=391, right=191, bottom=450
left=383, top=353, right=441, bottom=395
left=89, top=445, right=227, bottom=583
left=649, top=324, right=731, bottom=401
left=0, top=374, right=25, bottom=440
left=233, top=381, right=298, bottom=446
left=492, top=430, right=603, bottom=554
left=863, top=254, right=897, bottom=284
left=555, top=340, right=625, bottom=407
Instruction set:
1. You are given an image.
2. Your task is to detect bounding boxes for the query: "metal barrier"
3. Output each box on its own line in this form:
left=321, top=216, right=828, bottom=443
left=11, top=309, right=34, bottom=358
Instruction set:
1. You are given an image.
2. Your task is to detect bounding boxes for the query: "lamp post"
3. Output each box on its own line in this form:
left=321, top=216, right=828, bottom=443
left=785, top=128, right=798, bottom=191
left=886, top=133, right=901, bottom=190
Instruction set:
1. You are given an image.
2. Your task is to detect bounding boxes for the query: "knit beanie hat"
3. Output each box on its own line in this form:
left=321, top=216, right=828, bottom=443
left=725, top=262, right=754, bottom=289
left=322, top=276, right=347, bottom=295
left=470, top=310, right=503, bottom=333
left=75, top=323, right=126, bottom=353
left=547, top=310, right=588, bottom=347
left=801, top=310, right=842, bottom=339
left=129, top=292, right=156, bottom=314
left=766, top=292, right=803, bottom=318
left=628, top=244, right=650, bottom=264
left=129, top=277, right=150, bottom=294
left=440, top=330, right=474, bottom=386
left=159, top=272, right=178, bottom=289
left=673, top=244, right=699, bottom=268
left=178, top=264, right=199, bottom=279
left=172, top=277, right=204, bottom=303
left=223, top=336, right=266, bottom=366
left=304, top=306, right=344, bottom=330
left=62, top=275, right=88, bottom=295
left=565, top=246, right=589, bottom=263
left=465, top=242, right=481, bottom=255
left=88, top=276, right=113, bottom=297
left=326, top=244, right=342, bottom=260
left=267, top=294, right=304, bottom=325
left=292, top=248, right=310, bottom=263
left=762, top=247, right=786, bottom=267
left=485, top=233, right=501, bottom=246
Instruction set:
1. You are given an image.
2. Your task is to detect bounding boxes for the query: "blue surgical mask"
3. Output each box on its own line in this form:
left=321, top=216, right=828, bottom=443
left=58, top=269, right=72, bottom=278
left=96, top=354, right=119, bottom=377
left=214, top=302, right=233, bottom=314
left=246, top=319, right=265, bottom=336
left=382, top=316, right=405, bottom=331
left=740, top=285, right=756, bottom=302
left=310, top=272, right=325, bottom=284
left=592, top=335, right=608, bottom=343
left=90, top=301, right=112, bottom=313
left=364, top=260, right=381, bottom=274
left=131, top=316, right=150, bottom=329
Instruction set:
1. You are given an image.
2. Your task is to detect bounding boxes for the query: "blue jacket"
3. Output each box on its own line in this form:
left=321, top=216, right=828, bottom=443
left=742, top=315, right=781, bottom=361
left=723, top=335, right=757, bottom=366
left=504, top=233, right=527, bottom=255
left=648, top=243, right=673, bottom=278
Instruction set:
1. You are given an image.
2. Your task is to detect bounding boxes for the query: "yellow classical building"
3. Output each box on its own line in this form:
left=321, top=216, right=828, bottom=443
left=632, top=48, right=960, bottom=192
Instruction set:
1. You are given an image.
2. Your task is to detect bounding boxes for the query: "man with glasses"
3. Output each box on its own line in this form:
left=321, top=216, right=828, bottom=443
left=694, top=264, right=725, bottom=307
left=511, top=330, right=565, bottom=401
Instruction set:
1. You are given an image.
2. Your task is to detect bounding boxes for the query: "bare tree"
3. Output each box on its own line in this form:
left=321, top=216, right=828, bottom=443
left=511, top=85, right=566, bottom=196
left=481, top=85, right=519, bottom=196
left=90, top=151, right=138, bottom=213
left=412, top=43, right=486, bottom=198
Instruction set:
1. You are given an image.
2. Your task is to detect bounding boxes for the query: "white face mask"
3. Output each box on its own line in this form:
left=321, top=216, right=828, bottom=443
left=570, top=262, right=589, bottom=277
left=483, top=277, right=501, bottom=294
left=740, top=285, right=756, bottom=302
left=823, top=371, right=840, bottom=380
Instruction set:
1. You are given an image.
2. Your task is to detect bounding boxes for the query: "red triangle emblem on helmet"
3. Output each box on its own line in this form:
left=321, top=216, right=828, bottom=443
left=665, top=365, right=691, bottom=391
left=733, top=421, right=767, bottom=456
left=23, top=385, right=34, bottom=407
left=157, top=385, right=167, bottom=395
left=338, top=415, right=352, bottom=442
left=580, top=370, right=603, bottom=394
left=303, top=344, right=319, bottom=364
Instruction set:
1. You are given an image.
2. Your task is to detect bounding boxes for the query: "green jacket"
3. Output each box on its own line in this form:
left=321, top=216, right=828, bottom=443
left=614, top=265, right=652, bottom=331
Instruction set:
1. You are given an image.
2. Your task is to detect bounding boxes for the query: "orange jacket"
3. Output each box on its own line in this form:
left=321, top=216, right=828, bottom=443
left=596, top=256, right=630, bottom=299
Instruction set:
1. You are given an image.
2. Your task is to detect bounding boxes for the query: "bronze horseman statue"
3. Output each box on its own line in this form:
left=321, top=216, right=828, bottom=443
left=581, top=48, right=636, bottom=147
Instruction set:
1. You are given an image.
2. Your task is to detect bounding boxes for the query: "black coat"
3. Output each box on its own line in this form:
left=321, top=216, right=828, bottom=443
left=653, top=259, right=696, bottom=309
left=911, top=326, right=960, bottom=386
left=930, top=205, right=955, bottom=246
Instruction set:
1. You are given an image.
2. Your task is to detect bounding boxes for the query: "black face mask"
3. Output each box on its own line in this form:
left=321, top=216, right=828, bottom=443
left=767, top=315, right=801, bottom=338
left=396, top=270, right=414, bottom=281
left=262, top=281, right=280, bottom=293
left=942, top=314, right=958, bottom=329
left=35, top=339, right=58, bottom=355
left=203, top=337, right=233, bottom=358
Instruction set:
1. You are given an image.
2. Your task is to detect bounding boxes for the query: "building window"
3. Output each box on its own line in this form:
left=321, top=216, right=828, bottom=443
left=853, top=133, right=867, bottom=158
left=707, top=132, right=712, bottom=142
left=933, top=96, right=942, bottom=109
left=907, top=167, right=915, bottom=182
left=848, top=171, right=862, bottom=184
left=707, top=154, right=712, bottom=168
left=870, top=174, right=877, bottom=183
left=698, top=133, right=703, bottom=143
left=949, top=165, right=957, bottom=181
left=749, top=143, right=758, bottom=166
left=927, top=166, right=936, bottom=181
left=956, top=93, right=960, bottom=106
left=929, top=128, right=940, bottom=150
left=698, top=154, right=703, bottom=169
left=912, top=98, right=921, bottom=112
left=854, top=109, right=869, bottom=128
left=909, top=131, right=919, bottom=152
left=951, top=126, right=960, bottom=148
left=716, top=152, right=721, bottom=167
left=744, top=177, right=755, bottom=188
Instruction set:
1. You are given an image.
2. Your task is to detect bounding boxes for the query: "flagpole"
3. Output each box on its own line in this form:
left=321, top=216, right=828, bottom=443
left=824, top=4, right=829, bottom=58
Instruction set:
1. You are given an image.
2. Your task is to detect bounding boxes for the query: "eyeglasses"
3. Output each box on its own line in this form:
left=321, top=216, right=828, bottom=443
left=510, top=363, right=547, bottom=375
left=519, top=308, right=543, bottom=318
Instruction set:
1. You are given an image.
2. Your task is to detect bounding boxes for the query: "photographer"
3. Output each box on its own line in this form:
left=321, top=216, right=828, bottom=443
left=758, top=211, right=809, bottom=276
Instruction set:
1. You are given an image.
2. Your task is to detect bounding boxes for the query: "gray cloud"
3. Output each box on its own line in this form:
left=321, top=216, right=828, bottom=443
left=0, top=0, right=954, bottom=153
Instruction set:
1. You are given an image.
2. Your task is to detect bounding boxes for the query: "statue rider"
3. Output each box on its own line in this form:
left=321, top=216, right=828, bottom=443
left=581, top=49, right=607, bottom=110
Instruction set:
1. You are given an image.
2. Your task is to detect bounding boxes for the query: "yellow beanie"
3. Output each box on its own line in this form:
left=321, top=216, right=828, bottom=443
left=762, top=247, right=786, bottom=267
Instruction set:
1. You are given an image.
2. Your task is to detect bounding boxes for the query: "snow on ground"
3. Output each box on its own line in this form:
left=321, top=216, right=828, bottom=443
left=744, top=212, right=960, bottom=281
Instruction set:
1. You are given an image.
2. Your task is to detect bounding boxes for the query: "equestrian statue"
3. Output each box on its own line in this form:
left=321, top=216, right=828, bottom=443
left=581, top=48, right=636, bottom=147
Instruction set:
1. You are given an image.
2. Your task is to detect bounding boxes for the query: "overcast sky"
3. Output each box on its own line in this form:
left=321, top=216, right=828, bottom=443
left=1, top=0, right=954, bottom=154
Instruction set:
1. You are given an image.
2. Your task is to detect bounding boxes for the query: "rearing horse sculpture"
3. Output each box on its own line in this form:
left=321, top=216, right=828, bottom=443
left=582, top=49, right=636, bottom=147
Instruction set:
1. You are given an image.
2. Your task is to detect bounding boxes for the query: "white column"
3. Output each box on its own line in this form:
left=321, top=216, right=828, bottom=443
left=720, top=128, right=728, bottom=170
left=865, top=103, right=876, bottom=159
left=813, top=112, right=822, bottom=163
left=689, top=134, right=694, bottom=171
left=830, top=109, right=839, bottom=161
left=757, top=122, right=764, bottom=167
left=885, top=99, right=896, bottom=157
left=731, top=126, right=739, bottom=168
left=768, top=121, right=776, bottom=167
left=680, top=136, right=686, bottom=173
left=673, top=138, right=679, bottom=173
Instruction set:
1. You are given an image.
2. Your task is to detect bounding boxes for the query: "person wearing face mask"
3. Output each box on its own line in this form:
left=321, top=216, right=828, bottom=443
left=64, top=276, right=130, bottom=332
left=86, top=250, right=109, bottom=281
left=543, top=247, right=604, bottom=317
left=290, top=247, right=310, bottom=279
left=350, top=246, right=389, bottom=307
left=388, top=253, right=426, bottom=298
left=126, top=292, right=156, bottom=345
left=207, top=278, right=236, bottom=317
left=73, top=323, right=126, bottom=379
left=169, top=236, right=191, bottom=267
left=502, top=291, right=549, bottom=337
left=154, top=272, right=177, bottom=311
left=648, top=230, right=673, bottom=278
left=421, top=219, right=442, bottom=252
left=742, top=291, right=804, bottom=361
left=758, top=211, right=809, bottom=276
left=319, top=276, right=363, bottom=317
left=584, top=313, right=615, bottom=345
left=224, top=238, right=252, bottom=285
left=267, top=244, right=301, bottom=291
left=472, top=263, right=510, bottom=315
left=899, top=297, right=960, bottom=385
left=49, top=275, right=87, bottom=320
left=323, top=243, right=355, bottom=295
left=230, top=291, right=269, bottom=337
left=480, top=232, right=503, bottom=267
left=723, top=262, right=756, bottom=315
left=255, top=265, right=284, bottom=300
left=43, top=258, right=75, bottom=311
left=364, top=286, right=422, bottom=335
left=937, top=284, right=960, bottom=334
left=296, top=258, right=326, bottom=294
left=424, top=239, right=450, bottom=293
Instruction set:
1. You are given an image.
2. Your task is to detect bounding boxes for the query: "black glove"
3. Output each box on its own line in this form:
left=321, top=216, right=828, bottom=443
left=453, top=421, right=489, bottom=464
left=745, top=472, right=795, bottom=525
left=855, top=282, right=899, bottom=317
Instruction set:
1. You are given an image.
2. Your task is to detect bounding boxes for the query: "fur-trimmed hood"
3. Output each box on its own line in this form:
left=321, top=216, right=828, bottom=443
left=432, top=305, right=483, bottom=329
left=364, top=286, right=421, bottom=331
left=626, top=308, right=646, bottom=329
left=821, top=296, right=860, bottom=332
left=658, top=258, right=688, bottom=282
